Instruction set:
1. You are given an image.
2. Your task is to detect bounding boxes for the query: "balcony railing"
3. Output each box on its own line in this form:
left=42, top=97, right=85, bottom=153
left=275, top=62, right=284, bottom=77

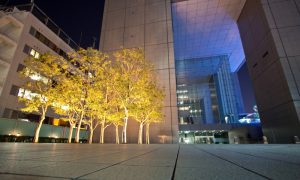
left=0, top=3, right=80, bottom=50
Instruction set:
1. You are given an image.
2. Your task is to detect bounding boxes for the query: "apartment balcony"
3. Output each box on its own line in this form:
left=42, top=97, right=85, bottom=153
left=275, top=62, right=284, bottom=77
left=0, top=33, right=17, bottom=63
left=0, top=10, right=24, bottom=43
left=0, top=58, right=9, bottom=96
left=0, top=33, right=17, bottom=46
left=0, top=13, right=23, bottom=29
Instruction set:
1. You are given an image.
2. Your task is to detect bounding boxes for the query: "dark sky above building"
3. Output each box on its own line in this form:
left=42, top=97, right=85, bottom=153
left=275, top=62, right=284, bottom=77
left=2, top=0, right=105, bottom=49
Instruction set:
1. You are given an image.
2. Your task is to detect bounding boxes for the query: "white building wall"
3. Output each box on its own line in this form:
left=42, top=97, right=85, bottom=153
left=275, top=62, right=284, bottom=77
left=0, top=7, right=75, bottom=120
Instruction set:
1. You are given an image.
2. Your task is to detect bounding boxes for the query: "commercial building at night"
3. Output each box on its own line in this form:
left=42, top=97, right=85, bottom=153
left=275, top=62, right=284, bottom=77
left=100, top=0, right=300, bottom=143
left=1, top=0, right=299, bottom=144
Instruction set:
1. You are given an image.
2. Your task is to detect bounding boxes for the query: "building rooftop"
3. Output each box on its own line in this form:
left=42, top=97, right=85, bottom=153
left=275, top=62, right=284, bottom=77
left=0, top=3, right=80, bottom=50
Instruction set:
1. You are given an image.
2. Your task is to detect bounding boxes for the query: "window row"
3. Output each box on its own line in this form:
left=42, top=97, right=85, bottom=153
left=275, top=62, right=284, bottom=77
left=29, top=27, right=69, bottom=60
left=10, top=85, right=39, bottom=100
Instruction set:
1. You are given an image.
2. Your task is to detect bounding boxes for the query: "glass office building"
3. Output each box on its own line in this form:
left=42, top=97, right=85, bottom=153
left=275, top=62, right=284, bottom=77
left=176, top=55, right=239, bottom=126
left=100, top=0, right=300, bottom=143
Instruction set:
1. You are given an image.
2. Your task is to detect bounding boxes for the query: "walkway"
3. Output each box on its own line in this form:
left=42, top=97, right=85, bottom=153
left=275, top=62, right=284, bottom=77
left=0, top=144, right=300, bottom=179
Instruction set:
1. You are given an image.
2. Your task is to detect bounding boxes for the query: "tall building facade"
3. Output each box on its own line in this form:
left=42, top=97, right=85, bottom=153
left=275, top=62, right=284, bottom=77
left=99, top=0, right=178, bottom=143
left=238, top=0, right=300, bottom=143
left=101, top=0, right=300, bottom=143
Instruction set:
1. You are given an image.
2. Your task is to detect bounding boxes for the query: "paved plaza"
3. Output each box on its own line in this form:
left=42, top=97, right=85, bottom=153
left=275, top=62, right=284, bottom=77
left=0, top=144, right=300, bottom=180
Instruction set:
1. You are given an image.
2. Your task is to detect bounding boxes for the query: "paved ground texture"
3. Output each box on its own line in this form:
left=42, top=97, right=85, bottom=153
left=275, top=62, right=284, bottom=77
left=0, top=144, right=300, bottom=180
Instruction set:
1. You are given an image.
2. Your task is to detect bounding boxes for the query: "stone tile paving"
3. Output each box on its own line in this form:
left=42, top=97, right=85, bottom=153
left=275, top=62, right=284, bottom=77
left=0, top=144, right=299, bottom=180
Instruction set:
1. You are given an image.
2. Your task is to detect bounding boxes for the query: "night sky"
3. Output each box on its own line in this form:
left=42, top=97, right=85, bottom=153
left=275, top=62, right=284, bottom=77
left=1, top=0, right=256, bottom=113
left=2, top=0, right=105, bottom=49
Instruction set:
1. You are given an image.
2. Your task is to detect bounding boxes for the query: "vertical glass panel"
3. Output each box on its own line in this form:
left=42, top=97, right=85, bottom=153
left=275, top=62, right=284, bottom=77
left=176, top=55, right=240, bottom=125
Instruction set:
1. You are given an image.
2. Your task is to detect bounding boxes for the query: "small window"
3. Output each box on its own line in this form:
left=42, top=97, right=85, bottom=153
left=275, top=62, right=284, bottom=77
left=29, top=26, right=36, bottom=36
left=17, top=64, right=26, bottom=72
left=24, top=44, right=40, bottom=59
left=10, top=85, right=20, bottom=96
left=23, top=44, right=31, bottom=54
left=30, top=49, right=40, bottom=59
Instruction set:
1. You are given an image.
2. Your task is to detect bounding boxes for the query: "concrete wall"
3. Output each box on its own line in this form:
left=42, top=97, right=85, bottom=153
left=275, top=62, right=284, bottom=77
left=238, top=0, right=300, bottom=143
left=99, top=0, right=178, bottom=143
left=0, top=118, right=88, bottom=139
left=228, top=125, right=263, bottom=144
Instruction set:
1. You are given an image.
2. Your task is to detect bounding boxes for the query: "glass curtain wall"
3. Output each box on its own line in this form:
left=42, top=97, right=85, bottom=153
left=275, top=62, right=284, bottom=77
left=176, top=55, right=239, bottom=125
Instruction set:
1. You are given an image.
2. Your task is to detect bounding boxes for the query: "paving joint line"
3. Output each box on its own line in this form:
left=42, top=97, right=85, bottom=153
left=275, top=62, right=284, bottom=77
left=15, top=150, right=123, bottom=162
left=73, top=148, right=160, bottom=179
left=193, top=146, right=273, bottom=180
left=170, top=145, right=180, bottom=180
left=0, top=172, right=71, bottom=179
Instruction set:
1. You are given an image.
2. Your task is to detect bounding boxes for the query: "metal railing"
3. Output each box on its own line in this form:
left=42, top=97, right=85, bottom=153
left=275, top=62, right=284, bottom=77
left=0, top=3, right=80, bottom=50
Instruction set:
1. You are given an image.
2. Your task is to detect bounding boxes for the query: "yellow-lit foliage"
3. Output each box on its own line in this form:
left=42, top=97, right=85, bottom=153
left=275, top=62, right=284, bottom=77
left=131, top=72, right=165, bottom=144
left=51, top=74, right=83, bottom=143
left=18, top=47, right=165, bottom=144
left=19, top=53, right=67, bottom=143
left=113, top=48, right=155, bottom=144
left=68, top=48, right=110, bottom=143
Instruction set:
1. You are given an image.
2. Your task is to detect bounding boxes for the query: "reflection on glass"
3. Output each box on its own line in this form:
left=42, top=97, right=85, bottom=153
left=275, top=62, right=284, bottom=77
left=176, top=55, right=241, bottom=125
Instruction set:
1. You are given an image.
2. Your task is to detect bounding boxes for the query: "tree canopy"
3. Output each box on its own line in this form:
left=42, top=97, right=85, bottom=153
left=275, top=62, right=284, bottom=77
left=18, top=48, right=165, bottom=144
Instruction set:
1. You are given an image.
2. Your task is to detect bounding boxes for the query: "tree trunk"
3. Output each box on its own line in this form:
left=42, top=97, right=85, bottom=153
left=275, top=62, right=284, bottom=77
left=100, top=121, right=105, bottom=144
left=88, top=128, right=94, bottom=144
left=33, top=114, right=45, bottom=143
left=75, top=112, right=84, bottom=143
left=138, top=122, right=143, bottom=144
left=68, top=124, right=74, bottom=143
left=122, top=107, right=128, bottom=143
left=115, top=125, right=119, bottom=144
left=146, top=123, right=150, bottom=144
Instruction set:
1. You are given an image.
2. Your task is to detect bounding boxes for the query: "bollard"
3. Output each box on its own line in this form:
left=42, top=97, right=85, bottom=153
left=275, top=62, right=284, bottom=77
left=263, top=136, right=268, bottom=144
left=294, top=136, right=300, bottom=144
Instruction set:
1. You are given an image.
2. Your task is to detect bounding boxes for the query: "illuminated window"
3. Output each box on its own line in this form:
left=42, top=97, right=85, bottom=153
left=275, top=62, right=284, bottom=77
left=18, top=88, right=39, bottom=100
left=30, top=49, right=40, bottom=59
left=23, top=44, right=40, bottom=59
left=24, top=68, right=49, bottom=84
left=179, top=106, right=190, bottom=111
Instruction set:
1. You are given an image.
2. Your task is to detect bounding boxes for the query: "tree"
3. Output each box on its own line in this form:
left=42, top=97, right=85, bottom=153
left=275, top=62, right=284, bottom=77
left=145, top=108, right=164, bottom=144
left=108, top=107, right=124, bottom=144
left=68, top=48, right=109, bottom=143
left=96, top=77, right=114, bottom=144
left=84, top=115, right=100, bottom=144
left=19, top=53, right=66, bottom=143
left=52, top=76, right=82, bottom=143
left=85, top=87, right=105, bottom=144
left=144, top=80, right=164, bottom=144
left=113, top=48, right=151, bottom=143
left=131, top=74, right=165, bottom=144
left=78, top=49, right=113, bottom=144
